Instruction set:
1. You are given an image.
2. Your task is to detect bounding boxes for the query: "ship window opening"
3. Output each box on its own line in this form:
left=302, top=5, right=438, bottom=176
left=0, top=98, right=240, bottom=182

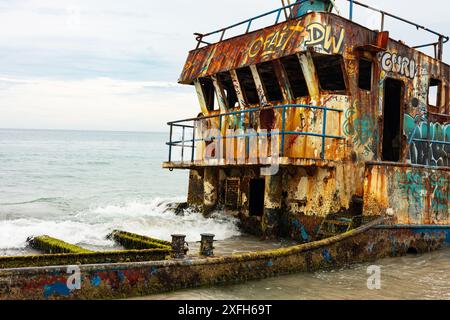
left=256, top=61, right=283, bottom=102
left=358, top=59, right=372, bottom=91
left=217, top=72, right=239, bottom=108
left=313, top=55, right=346, bottom=91
left=236, top=67, right=260, bottom=105
left=382, top=79, right=403, bottom=162
left=199, top=77, right=219, bottom=111
left=280, top=55, right=309, bottom=98
left=428, top=78, right=442, bottom=108
left=249, top=178, right=265, bottom=217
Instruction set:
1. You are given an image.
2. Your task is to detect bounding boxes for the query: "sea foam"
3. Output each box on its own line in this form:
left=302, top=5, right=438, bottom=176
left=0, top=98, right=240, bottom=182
left=0, top=198, right=241, bottom=252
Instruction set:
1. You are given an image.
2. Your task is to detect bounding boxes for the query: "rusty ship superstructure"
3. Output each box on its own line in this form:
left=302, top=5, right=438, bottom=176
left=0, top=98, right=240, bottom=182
left=165, top=0, right=450, bottom=243
left=1, top=0, right=450, bottom=300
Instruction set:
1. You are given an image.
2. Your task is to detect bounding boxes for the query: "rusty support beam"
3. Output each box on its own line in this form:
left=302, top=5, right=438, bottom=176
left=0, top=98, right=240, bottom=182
left=273, top=59, right=294, bottom=102
left=194, top=79, right=209, bottom=115
left=297, top=52, right=320, bottom=102
left=250, top=65, right=269, bottom=106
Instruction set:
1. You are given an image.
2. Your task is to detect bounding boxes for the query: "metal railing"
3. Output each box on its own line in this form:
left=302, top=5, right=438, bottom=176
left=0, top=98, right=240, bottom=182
left=166, top=104, right=345, bottom=165
left=194, top=2, right=300, bottom=49
left=347, top=0, right=449, bottom=59
left=193, top=0, right=448, bottom=59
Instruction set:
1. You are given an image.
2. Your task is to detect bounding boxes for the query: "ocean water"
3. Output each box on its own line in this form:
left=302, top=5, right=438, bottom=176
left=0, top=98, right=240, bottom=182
left=0, top=129, right=241, bottom=256
left=1, top=129, right=449, bottom=300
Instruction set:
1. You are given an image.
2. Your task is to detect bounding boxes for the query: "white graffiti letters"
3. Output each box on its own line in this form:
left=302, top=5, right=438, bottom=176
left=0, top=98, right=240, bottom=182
left=381, top=52, right=417, bottom=79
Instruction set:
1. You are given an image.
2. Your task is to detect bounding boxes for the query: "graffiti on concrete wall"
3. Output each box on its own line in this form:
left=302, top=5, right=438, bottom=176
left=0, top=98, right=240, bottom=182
left=404, top=114, right=450, bottom=167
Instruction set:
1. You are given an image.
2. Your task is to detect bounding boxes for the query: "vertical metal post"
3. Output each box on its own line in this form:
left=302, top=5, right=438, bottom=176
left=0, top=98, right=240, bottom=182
left=246, top=20, right=253, bottom=33
left=349, top=0, right=354, bottom=20
left=181, top=126, right=185, bottom=162
left=199, top=233, right=215, bottom=257
left=437, top=36, right=444, bottom=61
left=171, top=234, right=188, bottom=259
left=275, top=8, right=282, bottom=24
left=220, top=30, right=226, bottom=42
left=218, top=115, right=223, bottom=161
left=281, top=107, right=287, bottom=157
left=381, top=12, right=385, bottom=31
left=246, top=112, right=250, bottom=161
left=195, top=35, right=203, bottom=50
left=168, top=124, right=173, bottom=162
left=191, top=121, right=196, bottom=162
left=427, top=113, right=432, bottom=166
left=321, top=108, right=328, bottom=160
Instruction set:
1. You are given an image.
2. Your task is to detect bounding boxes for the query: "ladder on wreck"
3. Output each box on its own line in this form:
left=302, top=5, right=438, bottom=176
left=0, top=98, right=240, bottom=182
left=317, top=214, right=361, bottom=238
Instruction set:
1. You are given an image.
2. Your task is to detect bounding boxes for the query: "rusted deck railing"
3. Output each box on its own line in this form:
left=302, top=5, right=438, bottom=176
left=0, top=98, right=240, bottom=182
left=166, top=104, right=344, bottom=165
left=193, top=0, right=448, bottom=59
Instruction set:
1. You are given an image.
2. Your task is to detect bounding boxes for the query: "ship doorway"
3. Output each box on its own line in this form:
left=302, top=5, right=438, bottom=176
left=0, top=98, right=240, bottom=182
left=382, top=78, right=404, bottom=162
left=249, top=178, right=265, bottom=217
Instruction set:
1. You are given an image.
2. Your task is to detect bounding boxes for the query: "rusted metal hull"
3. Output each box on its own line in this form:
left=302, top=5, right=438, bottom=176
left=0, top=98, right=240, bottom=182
left=364, top=163, right=449, bottom=225
left=169, top=10, right=449, bottom=241
left=0, top=219, right=448, bottom=300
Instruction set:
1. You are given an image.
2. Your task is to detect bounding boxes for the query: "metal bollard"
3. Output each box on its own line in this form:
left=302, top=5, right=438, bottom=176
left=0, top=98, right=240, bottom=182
left=171, top=234, right=188, bottom=259
left=199, top=233, right=215, bottom=257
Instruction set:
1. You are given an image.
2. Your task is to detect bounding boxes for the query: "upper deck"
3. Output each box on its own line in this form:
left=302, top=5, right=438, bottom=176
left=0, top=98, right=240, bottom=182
left=165, top=1, right=449, bottom=170
left=179, top=1, right=448, bottom=84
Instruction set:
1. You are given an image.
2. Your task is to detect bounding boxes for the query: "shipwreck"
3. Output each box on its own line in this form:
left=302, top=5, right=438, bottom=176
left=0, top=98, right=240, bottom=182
left=0, top=0, right=448, bottom=300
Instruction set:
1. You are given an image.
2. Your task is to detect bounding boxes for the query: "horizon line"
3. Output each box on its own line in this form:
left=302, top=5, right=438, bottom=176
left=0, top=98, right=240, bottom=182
left=0, top=127, right=167, bottom=134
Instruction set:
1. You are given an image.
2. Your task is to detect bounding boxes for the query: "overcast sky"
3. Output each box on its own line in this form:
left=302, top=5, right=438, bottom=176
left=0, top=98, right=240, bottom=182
left=0, top=0, right=448, bottom=132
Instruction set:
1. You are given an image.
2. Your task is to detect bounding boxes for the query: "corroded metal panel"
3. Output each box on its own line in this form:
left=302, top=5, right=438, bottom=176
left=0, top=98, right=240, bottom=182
left=364, top=163, right=449, bottom=225
left=180, top=12, right=348, bottom=84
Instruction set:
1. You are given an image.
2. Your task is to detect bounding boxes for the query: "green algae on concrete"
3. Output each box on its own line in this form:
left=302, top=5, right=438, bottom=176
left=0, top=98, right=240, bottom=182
left=107, top=230, right=172, bottom=250
left=27, top=235, right=94, bottom=254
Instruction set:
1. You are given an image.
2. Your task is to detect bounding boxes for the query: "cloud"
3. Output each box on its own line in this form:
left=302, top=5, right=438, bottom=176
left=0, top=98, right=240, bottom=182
left=0, top=0, right=448, bottom=131
left=0, top=76, right=197, bottom=132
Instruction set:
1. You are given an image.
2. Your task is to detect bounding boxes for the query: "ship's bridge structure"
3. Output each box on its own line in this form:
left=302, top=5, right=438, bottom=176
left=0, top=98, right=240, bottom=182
left=164, top=1, right=449, bottom=239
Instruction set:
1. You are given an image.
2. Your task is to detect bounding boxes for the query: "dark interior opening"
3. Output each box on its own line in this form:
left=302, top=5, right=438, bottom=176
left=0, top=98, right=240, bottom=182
left=236, top=67, right=260, bottom=105
left=280, top=55, right=309, bottom=98
left=312, top=54, right=346, bottom=91
left=358, top=59, right=373, bottom=91
left=249, top=178, right=265, bottom=217
left=217, top=72, right=239, bottom=108
left=256, top=61, right=283, bottom=102
left=199, top=77, right=218, bottom=111
left=407, top=247, right=418, bottom=255
left=382, top=78, right=403, bottom=162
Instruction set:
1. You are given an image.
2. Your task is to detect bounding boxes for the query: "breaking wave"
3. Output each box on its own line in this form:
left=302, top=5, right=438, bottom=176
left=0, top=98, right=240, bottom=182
left=0, top=198, right=241, bottom=252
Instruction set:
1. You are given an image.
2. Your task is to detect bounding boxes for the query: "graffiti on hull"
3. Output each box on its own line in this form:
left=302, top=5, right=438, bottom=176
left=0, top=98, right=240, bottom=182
left=396, top=169, right=449, bottom=222
left=379, top=51, right=418, bottom=80
left=404, top=114, right=450, bottom=167
left=343, top=100, right=378, bottom=157
left=247, top=21, right=346, bottom=59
